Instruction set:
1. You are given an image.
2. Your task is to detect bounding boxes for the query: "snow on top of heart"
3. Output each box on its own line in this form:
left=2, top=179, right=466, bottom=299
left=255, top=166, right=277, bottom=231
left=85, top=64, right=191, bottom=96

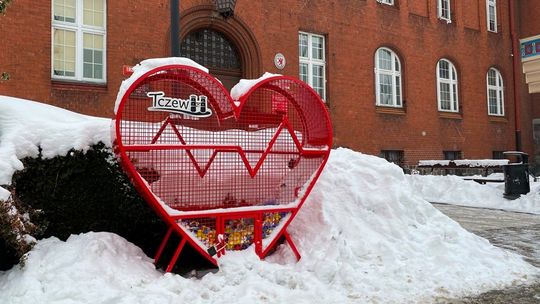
left=0, top=96, right=111, bottom=188
left=1, top=147, right=537, bottom=303
left=114, top=57, right=209, bottom=115
left=230, top=72, right=282, bottom=101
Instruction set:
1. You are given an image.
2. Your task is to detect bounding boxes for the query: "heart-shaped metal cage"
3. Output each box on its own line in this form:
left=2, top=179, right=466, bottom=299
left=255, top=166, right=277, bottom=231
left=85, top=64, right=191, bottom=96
left=114, top=64, right=332, bottom=270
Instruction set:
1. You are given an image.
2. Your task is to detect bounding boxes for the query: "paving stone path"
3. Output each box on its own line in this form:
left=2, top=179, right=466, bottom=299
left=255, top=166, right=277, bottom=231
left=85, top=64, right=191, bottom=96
left=432, top=203, right=540, bottom=303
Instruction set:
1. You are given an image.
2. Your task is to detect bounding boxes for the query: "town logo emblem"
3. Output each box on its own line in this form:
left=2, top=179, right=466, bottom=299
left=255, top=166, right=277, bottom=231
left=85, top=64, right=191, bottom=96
left=147, top=92, right=212, bottom=117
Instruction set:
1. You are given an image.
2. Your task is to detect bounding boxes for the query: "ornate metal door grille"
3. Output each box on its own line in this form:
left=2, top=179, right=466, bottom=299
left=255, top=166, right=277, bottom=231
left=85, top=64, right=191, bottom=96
left=180, top=29, right=241, bottom=72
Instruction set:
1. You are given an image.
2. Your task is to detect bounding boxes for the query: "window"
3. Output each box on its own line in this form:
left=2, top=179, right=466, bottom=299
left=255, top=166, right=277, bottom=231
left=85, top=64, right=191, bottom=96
left=377, top=0, right=394, bottom=5
left=52, top=0, right=106, bottom=83
left=443, top=150, right=462, bottom=160
left=437, top=59, right=459, bottom=112
left=299, top=32, right=326, bottom=100
left=180, top=28, right=241, bottom=91
left=486, top=0, right=497, bottom=32
left=381, top=150, right=404, bottom=166
left=375, top=47, right=402, bottom=107
left=437, top=0, right=452, bottom=22
left=181, top=29, right=241, bottom=71
left=487, top=68, right=504, bottom=116
left=492, top=151, right=505, bottom=159
left=533, top=119, right=540, bottom=144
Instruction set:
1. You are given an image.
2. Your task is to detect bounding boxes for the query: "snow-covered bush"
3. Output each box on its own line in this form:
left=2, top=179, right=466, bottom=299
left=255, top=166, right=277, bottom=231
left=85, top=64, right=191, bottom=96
left=1, top=143, right=168, bottom=269
left=0, top=0, right=12, bottom=14
left=0, top=186, right=42, bottom=269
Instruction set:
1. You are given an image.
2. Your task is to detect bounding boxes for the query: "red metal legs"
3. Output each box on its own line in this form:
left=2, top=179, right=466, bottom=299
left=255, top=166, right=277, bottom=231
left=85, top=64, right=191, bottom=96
left=254, top=216, right=300, bottom=261
left=154, top=219, right=301, bottom=273
left=283, top=231, right=301, bottom=261
left=254, top=218, right=263, bottom=256
left=153, top=227, right=190, bottom=273
left=166, top=238, right=186, bottom=272
left=154, top=227, right=173, bottom=264
left=258, top=228, right=301, bottom=262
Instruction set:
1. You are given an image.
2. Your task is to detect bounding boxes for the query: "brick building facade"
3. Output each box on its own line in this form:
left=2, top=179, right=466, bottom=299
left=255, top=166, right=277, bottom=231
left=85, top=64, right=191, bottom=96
left=518, top=0, right=540, bottom=165
left=0, top=0, right=539, bottom=166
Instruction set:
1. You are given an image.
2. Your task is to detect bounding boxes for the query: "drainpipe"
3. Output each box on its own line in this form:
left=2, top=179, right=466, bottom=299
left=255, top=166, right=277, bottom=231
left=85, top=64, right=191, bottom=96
left=171, top=0, right=180, bottom=56
left=509, top=0, right=522, bottom=151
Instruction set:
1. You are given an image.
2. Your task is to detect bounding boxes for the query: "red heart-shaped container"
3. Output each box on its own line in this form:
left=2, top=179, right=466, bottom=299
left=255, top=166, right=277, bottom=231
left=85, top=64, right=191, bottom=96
left=113, top=62, right=332, bottom=271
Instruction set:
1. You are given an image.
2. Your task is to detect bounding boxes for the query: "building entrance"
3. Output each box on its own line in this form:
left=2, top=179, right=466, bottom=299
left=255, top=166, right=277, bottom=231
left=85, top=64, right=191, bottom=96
left=180, top=28, right=242, bottom=92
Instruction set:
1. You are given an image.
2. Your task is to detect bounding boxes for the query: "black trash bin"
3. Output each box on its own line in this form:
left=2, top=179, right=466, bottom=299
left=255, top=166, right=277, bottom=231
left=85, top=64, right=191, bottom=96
left=503, top=151, right=530, bottom=199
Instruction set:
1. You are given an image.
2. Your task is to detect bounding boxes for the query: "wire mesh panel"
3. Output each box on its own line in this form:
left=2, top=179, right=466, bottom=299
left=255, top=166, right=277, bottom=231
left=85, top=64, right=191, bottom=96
left=118, top=68, right=329, bottom=212
left=114, top=63, right=332, bottom=263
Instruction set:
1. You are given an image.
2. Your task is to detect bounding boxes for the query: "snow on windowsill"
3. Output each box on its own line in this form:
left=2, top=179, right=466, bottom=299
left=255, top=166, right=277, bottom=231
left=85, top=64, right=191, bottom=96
left=418, top=159, right=509, bottom=167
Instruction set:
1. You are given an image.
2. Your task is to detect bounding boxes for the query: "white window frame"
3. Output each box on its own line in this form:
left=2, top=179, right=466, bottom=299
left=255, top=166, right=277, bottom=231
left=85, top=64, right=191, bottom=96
left=486, top=0, right=497, bottom=32
left=437, top=0, right=452, bottom=23
left=376, top=0, right=394, bottom=5
left=533, top=119, right=540, bottom=144
left=374, top=47, right=402, bottom=107
left=299, top=31, right=326, bottom=100
left=436, top=59, right=459, bottom=112
left=51, top=0, right=107, bottom=83
left=380, top=150, right=404, bottom=166
left=486, top=68, right=504, bottom=116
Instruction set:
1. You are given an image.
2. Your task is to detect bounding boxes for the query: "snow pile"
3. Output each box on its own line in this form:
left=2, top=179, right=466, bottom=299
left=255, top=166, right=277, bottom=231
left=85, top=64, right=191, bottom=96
left=0, top=96, right=111, bottom=189
left=0, top=233, right=168, bottom=302
left=418, top=160, right=451, bottom=166
left=1, top=149, right=536, bottom=303
left=453, top=159, right=509, bottom=167
left=407, top=174, right=540, bottom=214
left=114, top=57, right=209, bottom=114
left=0, top=186, right=9, bottom=201
left=419, top=159, right=509, bottom=167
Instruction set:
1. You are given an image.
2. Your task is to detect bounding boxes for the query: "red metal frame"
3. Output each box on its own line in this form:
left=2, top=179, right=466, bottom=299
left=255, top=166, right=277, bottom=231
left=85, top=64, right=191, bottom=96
left=114, top=64, right=332, bottom=271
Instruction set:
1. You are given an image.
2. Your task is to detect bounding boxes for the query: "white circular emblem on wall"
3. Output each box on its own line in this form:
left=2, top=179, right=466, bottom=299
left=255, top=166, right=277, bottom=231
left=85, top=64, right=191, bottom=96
left=274, top=53, right=286, bottom=70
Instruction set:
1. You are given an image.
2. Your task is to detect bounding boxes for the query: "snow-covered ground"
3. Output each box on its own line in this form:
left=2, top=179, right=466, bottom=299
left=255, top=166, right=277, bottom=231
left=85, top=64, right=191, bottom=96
left=408, top=174, right=540, bottom=215
left=0, top=96, right=539, bottom=303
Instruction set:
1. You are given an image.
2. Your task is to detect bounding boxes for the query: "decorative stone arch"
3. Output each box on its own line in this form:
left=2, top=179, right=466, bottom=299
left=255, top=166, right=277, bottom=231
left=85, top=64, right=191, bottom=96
left=178, top=5, right=262, bottom=79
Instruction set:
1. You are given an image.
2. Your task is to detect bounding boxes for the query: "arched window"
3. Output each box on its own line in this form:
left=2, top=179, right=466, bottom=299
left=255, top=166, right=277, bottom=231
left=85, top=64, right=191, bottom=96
left=436, top=59, right=459, bottom=112
left=180, top=28, right=242, bottom=91
left=375, top=47, right=402, bottom=107
left=487, top=68, right=504, bottom=116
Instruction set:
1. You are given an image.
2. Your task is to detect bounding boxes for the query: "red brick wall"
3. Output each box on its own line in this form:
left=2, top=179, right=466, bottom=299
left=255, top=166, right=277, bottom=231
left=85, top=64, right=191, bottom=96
left=0, top=0, right=170, bottom=117
left=241, top=0, right=516, bottom=165
left=0, top=0, right=530, bottom=165
left=516, top=0, right=540, bottom=157
left=519, top=0, right=540, bottom=38
left=517, top=0, right=540, bottom=159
